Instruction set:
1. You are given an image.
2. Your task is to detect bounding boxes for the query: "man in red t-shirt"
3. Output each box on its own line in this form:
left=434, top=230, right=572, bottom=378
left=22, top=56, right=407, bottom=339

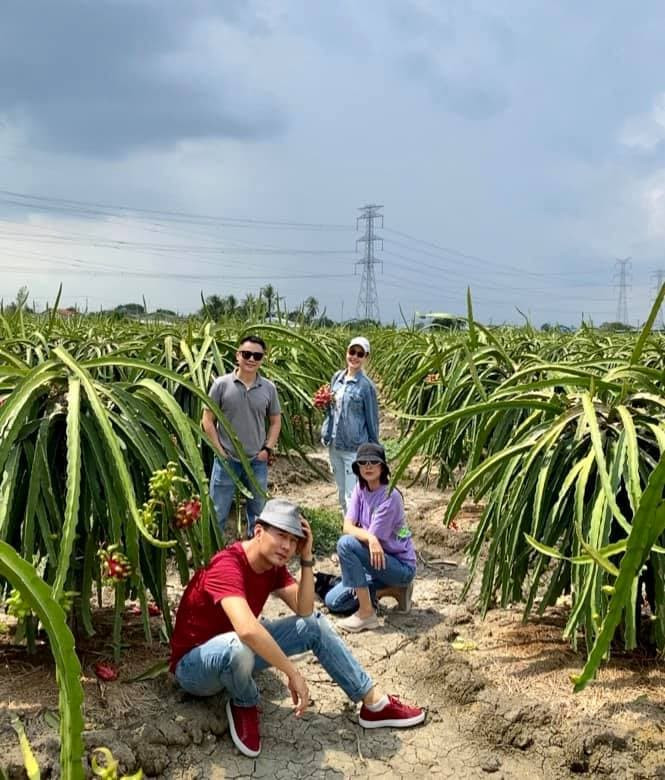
left=170, top=498, right=425, bottom=758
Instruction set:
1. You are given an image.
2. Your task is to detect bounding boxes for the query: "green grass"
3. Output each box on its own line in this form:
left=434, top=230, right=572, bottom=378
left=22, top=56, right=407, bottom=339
left=381, top=437, right=402, bottom=462
left=300, top=505, right=342, bottom=555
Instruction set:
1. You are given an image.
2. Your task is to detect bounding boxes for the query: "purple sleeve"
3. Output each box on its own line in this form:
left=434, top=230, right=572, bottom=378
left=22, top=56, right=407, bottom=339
left=346, top=484, right=361, bottom=525
left=367, top=490, right=403, bottom=542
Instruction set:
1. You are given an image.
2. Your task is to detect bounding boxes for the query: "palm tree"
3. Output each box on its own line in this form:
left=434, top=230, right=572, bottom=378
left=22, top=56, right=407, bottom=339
left=260, top=285, right=277, bottom=319
left=304, top=296, right=319, bottom=323
left=223, top=295, right=237, bottom=316
left=239, top=293, right=259, bottom=320
left=200, top=294, right=224, bottom=319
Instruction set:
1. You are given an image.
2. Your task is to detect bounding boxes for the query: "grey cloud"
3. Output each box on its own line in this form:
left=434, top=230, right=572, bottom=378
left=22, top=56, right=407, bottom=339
left=0, top=1, right=284, bottom=157
left=385, top=1, right=455, bottom=43
left=399, top=50, right=509, bottom=120
left=439, top=81, right=509, bottom=121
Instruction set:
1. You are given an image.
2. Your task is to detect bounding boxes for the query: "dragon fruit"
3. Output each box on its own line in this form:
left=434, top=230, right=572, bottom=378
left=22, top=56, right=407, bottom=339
left=173, top=497, right=202, bottom=529
left=312, top=384, right=333, bottom=409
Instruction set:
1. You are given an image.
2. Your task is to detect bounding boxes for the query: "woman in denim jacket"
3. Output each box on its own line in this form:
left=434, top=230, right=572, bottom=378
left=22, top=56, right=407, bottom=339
left=321, top=336, right=380, bottom=513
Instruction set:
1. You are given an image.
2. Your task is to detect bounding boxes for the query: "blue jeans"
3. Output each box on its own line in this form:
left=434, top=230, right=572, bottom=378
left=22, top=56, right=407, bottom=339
left=325, top=535, right=416, bottom=614
left=174, top=612, right=373, bottom=707
left=329, top=447, right=357, bottom=514
left=210, top=456, right=268, bottom=537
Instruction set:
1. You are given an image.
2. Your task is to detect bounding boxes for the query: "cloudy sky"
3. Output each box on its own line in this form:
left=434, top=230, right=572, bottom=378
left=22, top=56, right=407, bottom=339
left=2, top=0, right=665, bottom=325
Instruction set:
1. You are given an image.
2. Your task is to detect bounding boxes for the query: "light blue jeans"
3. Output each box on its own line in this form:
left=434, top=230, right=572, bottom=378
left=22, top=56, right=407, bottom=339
left=325, top=535, right=416, bottom=614
left=210, top=456, right=268, bottom=537
left=174, top=612, right=373, bottom=707
left=329, top=447, right=357, bottom=514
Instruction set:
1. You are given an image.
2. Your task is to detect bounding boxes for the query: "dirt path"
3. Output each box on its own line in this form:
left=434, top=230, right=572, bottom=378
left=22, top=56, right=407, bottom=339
left=2, top=450, right=665, bottom=777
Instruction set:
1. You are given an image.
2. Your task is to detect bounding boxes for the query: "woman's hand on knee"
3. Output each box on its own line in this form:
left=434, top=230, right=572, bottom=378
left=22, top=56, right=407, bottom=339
left=368, top=534, right=386, bottom=570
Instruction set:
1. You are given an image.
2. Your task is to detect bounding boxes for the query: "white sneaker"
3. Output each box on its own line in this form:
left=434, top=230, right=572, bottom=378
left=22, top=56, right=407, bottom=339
left=338, top=612, right=380, bottom=632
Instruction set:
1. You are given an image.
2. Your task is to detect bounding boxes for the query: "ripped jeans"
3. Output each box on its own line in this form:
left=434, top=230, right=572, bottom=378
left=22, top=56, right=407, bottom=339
left=174, top=612, right=373, bottom=707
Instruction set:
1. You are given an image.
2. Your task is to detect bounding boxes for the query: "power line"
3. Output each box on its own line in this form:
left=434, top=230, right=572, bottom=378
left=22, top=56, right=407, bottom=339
left=0, top=227, right=350, bottom=257
left=0, top=189, right=354, bottom=231
left=384, top=226, right=600, bottom=279
left=0, top=255, right=353, bottom=282
left=355, top=205, right=383, bottom=321
left=382, top=249, right=615, bottom=295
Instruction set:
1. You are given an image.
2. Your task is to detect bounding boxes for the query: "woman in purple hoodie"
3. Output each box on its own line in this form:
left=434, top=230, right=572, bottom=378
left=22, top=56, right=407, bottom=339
left=324, top=442, right=417, bottom=632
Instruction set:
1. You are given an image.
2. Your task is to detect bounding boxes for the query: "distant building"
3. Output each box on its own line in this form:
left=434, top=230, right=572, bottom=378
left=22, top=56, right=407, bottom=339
left=414, top=312, right=467, bottom=331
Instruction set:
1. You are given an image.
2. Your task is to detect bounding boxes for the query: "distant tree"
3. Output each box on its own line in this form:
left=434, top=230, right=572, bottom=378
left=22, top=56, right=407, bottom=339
left=288, top=308, right=305, bottom=322
left=239, top=292, right=264, bottom=320
left=201, top=294, right=225, bottom=319
left=224, top=294, right=238, bottom=315
left=541, top=322, right=573, bottom=333
left=200, top=293, right=243, bottom=319
left=304, top=296, right=319, bottom=322
left=4, top=286, right=34, bottom=314
left=115, top=303, right=145, bottom=316
left=346, top=318, right=380, bottom=330
left=260, top=285, right=277, bottom=318
left=599, top=321, right=634, bottom=332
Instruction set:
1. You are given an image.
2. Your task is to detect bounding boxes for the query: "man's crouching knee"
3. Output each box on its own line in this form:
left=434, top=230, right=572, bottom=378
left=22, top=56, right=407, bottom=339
left=228, top=637, right=256, bottom=675
left=294, top=611, right=335, bottom=649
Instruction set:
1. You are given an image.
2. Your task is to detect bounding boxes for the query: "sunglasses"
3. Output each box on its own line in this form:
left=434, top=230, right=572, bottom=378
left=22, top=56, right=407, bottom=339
left=348, top=348, right=366, bottom=358
left=357, top=460, right=381, bottom=467
left=239, top=350, right=264, bottom=361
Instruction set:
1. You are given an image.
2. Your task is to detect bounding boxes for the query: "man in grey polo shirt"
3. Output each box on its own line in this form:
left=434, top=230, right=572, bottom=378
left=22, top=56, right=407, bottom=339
left=202, top=335, right=281, bottom=537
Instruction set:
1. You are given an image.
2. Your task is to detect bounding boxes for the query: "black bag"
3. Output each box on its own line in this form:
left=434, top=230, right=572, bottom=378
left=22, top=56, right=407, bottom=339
left=314, top=572, right=361, bottom=616
left=314, top=572, right=342, bottom=602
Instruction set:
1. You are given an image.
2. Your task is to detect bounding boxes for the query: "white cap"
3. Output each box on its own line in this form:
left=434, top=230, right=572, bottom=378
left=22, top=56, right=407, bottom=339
left=348, top=336, right=370, bottom=354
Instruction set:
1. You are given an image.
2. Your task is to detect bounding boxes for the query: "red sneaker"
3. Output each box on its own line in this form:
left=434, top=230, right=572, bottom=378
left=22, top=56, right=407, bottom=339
left=226, top=700, right=261, bottom=757
left=358, top=695, right=426, bottom=729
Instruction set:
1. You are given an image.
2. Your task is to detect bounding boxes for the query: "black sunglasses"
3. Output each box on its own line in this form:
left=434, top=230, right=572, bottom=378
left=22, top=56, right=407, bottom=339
left=357, top=460, right=381, bottom=467
left=348, top=348, right=366, bottom=358
left=240, top=350, right=264, bottom=361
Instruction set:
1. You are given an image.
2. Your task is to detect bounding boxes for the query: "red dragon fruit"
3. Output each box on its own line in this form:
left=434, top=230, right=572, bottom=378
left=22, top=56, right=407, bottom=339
left=174, top=496, right=202, bottom=529
left=94, top=661, right=119, bottom=682
left=312, top=384, right=333, bottom=410
left=98, top=545, right=132, bottom=584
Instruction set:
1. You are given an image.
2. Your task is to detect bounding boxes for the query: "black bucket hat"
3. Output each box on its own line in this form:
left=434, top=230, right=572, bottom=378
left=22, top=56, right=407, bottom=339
left=352, top=442, right=388, bottom=477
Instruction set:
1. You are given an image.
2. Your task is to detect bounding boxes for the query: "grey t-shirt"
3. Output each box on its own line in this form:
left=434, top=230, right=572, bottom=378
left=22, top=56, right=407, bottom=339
left=208, top=371, right=281, bottom=459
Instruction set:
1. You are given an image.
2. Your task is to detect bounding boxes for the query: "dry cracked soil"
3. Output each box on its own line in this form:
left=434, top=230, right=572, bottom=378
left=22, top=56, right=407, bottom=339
left=2, top=451, right=665, bottom=779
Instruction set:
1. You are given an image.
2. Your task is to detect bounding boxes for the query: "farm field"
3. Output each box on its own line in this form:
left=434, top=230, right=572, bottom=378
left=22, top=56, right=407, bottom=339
left=1, top=306, right=665, bottom=777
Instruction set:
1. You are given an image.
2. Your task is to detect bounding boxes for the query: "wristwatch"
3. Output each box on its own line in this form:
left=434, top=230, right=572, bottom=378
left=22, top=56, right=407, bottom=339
left=261, top=445, right=273, bottom=455
left=300, top=558, right=314, bottom=567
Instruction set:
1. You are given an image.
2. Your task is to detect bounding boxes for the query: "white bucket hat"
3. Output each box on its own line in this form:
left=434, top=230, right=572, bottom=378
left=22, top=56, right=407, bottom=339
left=257, top=498, right=305, bottom=538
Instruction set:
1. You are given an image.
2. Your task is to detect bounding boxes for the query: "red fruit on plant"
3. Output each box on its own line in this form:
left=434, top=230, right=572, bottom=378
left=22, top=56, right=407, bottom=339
left=94, top=661, right=119, bottom=682
left=174, top=497, right=202, bottom=529
left=98, top=546, right=132, bottom=583
left=107, top=558, right=129, bottom=579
